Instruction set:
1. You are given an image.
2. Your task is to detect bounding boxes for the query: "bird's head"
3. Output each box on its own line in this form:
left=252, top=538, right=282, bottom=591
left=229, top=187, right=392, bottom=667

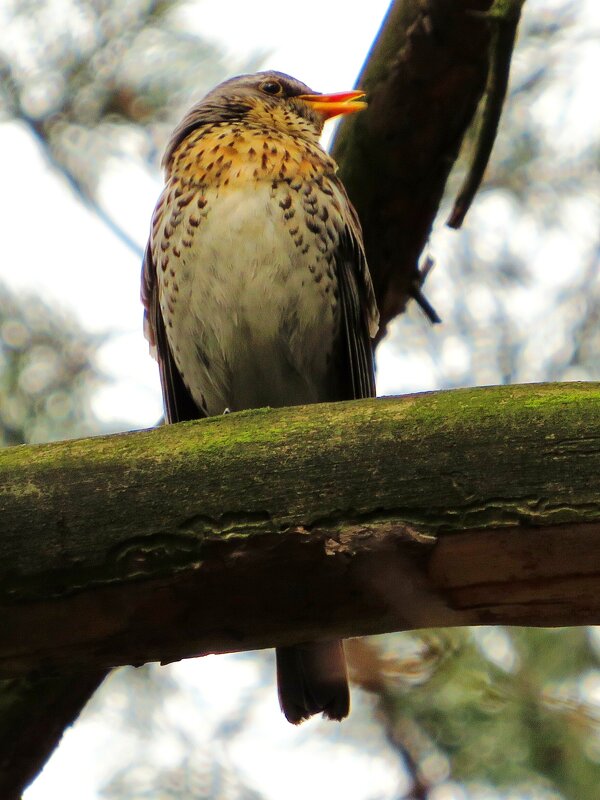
left=163, top=71, right=366, bottom=167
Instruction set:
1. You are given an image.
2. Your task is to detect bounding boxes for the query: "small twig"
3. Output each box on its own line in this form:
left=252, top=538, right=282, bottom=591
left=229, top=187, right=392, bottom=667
left=447, top=0, right=526, bottom=229
left=409, top=256, right=442, bottom=324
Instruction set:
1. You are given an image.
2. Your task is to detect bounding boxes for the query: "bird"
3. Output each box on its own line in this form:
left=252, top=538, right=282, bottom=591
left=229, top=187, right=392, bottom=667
left=141, top=70, right=379, bottom=724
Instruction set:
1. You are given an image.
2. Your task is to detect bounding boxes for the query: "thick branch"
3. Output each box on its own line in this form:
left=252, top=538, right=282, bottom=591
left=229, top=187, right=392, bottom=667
left=332, top=0, right=498, bottom=338
left=1, top=383, right=599, bottom=678
left=447, top=0, right=526, bottom=228
left=0, top=671, right=105, bottom=800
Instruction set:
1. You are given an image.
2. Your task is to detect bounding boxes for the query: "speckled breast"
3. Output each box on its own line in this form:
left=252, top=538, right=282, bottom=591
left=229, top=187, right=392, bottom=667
left=150, top=124, right=349, bottom=415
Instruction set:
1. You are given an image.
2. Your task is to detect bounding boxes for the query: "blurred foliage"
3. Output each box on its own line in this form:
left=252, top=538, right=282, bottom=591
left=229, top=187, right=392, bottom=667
left=347, top=629, right=600, bottom=799
left=1, top=0, right=600, bottom=799
left=95, top=663, right=270, bottom=800
left=0, top=281, right=102, bottom=444
left=0, top=0, right=261, bottom=252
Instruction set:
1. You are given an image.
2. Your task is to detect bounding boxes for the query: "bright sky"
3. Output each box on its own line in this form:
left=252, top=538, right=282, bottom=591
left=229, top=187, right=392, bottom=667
left=4, top=0, right=599, bottom=797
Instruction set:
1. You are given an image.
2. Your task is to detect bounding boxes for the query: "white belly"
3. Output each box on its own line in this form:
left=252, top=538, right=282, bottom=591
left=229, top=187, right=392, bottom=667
left=159, top=184, right=338, bottom=415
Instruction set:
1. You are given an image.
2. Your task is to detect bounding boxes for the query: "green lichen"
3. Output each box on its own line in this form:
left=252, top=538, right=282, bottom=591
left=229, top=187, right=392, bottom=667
left=2, top=383, right=599, bottom=600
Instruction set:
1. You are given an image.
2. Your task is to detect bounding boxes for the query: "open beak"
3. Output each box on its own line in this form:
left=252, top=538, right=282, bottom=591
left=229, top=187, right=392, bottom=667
left=297, top=90, right=367, bottom=121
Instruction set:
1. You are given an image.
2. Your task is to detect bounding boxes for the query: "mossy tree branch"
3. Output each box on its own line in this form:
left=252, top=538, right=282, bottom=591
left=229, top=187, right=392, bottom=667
left=1, top=383, right=599, bottom=679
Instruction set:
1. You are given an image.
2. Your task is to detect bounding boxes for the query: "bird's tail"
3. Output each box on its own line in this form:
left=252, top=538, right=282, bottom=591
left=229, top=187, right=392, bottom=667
left=276, top=640, right=350, bottom=724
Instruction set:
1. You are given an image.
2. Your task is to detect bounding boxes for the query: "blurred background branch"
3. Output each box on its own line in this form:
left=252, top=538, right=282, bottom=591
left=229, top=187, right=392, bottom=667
left=0, top=0, right=261, bottom=257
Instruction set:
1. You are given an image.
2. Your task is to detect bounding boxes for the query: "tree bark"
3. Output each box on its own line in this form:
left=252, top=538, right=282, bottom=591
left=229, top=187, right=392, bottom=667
left=1, top=383, right=599, bottom=678
left=333, top=0, right=502, bottom=340
left=0, top=672, right=106, bottom=800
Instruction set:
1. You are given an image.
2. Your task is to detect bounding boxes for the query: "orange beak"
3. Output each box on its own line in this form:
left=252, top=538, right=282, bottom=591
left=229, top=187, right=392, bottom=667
left=297, top=89, right=367, bottom=121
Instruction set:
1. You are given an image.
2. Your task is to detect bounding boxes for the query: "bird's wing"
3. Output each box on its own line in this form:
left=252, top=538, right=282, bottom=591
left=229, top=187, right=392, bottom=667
left=331, top=182, right=379, bottom=401
left=141, top=241, right=205, bottom=424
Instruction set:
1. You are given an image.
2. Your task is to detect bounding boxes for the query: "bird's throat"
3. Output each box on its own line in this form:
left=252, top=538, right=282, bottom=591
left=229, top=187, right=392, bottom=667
left=169, top=123, right=336, bottom=190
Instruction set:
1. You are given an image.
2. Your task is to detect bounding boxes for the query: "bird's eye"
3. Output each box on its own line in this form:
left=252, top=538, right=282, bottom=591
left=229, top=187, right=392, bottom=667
left=260, top=80, right=282, bottom=96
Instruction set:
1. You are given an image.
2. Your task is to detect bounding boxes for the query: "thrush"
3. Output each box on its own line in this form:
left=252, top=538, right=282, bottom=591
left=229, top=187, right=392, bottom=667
left=141, top=70, right=379, bottom=724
